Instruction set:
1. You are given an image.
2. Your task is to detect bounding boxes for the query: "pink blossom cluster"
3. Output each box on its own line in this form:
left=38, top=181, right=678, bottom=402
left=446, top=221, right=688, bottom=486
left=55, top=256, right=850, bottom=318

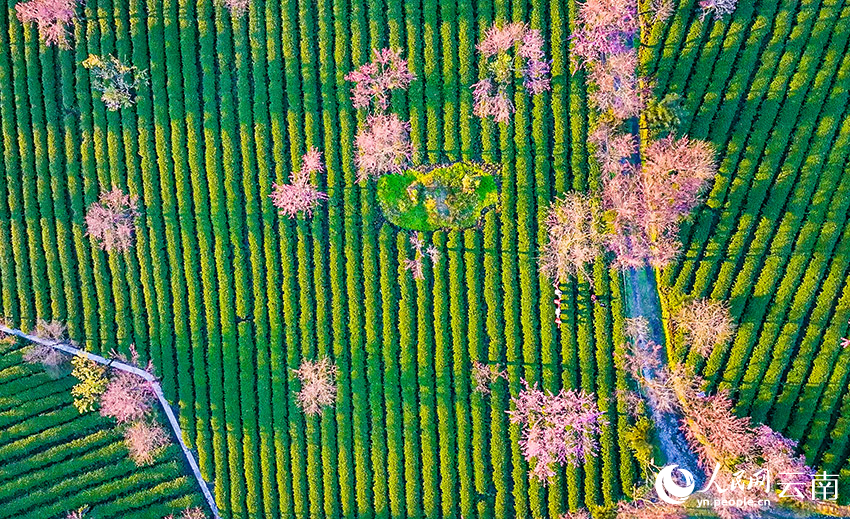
left=472, top=22, right=551, bottom=122
left=293, top=357, right=338, bottom=415
left=601, top=172, right=679, bottom=268
left=218, top=0, right=248, bottom=15
left=644, top=135, right=717, bottom=214
left=560, top=510, right=592, bottom=519
left=587, top=52, right=644, bottom=120
left=589, top=122, right=637, bottom=176
left=519, top=29, right=552, bottom=95
left=471, top=361, right=507, bottom=395
left=85, top=187, right=139, bottom=252
left=508, top=380, right=604, bottom=484
left=346, top=47, right=415, bottom=112
left=571, top=0, right=638, bottom=66
left=165, top=507, right=206, bottom=519
left=573, top=0, right=644, bottom=121
left=124, top=419, right=169, bottom=465
left=354, top=113, right=414, bottom=182
left=571, top=0, right=718, bottom=269
left=15, top=0, right=79, bottom=48
left=614, top=501, right=687, bottom=519
left=65, top=507, right=88, bottom=519
left=470, top=79, right=514, bottom=123
left=404, top=234, right=440, bottom=280
left=477, top=22, right=529, bottom=57
left=269, top=147, right=329, bottom=218
left=601, top=136, right=715, bottom=268
left=678, top=386, right=813, bottom=516
left=99, top=369, right=155, bottom=424
left=539, top=192, right=604, bottom=284
left=649, top=0, right=676, bottom=23
left=22, top=319, right=70, bottom=369
left=699, top=0, right=738, bottom=19
left=346, top=48, right=417, bottom=183
left=101, top=346, right=168, bottom=465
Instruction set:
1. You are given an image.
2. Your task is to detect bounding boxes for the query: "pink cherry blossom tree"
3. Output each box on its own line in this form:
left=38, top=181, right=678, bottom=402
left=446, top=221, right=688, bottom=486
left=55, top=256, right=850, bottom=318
left=589, top=122, right=638, bottom=176
left=165, top=507, right=206, bottom=519
left=665, top=370, right=815, bottom=516
left=587, top=51, right=644, bottom=120
left=471, top=22, right=551, bottom=122
left=293, top=357, right=338, bottom=415
left=572, top=0, right=644, bottom=124
left=218, top=0, right=248, bottom=15
left=647, top=0, right=675, bottom=24
left=100, top=370, right=155, bottom=424
left=518, top=29, right=552, bottom=95
left=354, top=113, right=414, bottom=182
left=617, top=339, right=679, bottom=413
left=85, top=187, right=139, bottom=252
left=471, top=361, right=508, bottom=395
left=65, top=507, right=89, bottom=519
left=22, top=319, right=69, bottom=369
left=615, top=501, right=687, bottom=519
left=269, top=147, right=329, bottom=218
left=699, top=0, right=737, bottom=19
left=623, top=316, right=650, bottom=343
left=644, top=135, right=717, bottom=211
left=15, top=0, right=79, bottom=48
left=539, top=192, right=605, bottom=284
left=347, top=48, right=417, bottom=184
left=508, top=380, right=605, bottom=484
left=571, top=0, right=638, bottom=67
left=573, top=0, right=718, bottom=273
left=477, top=21, right=528, bottom=57
left=601, top=136, right=715, bottom=268
left=124, top=419, right=170, bottom=465
left=672, top=298, right=736, bottom=358
left=470, top=79, right=514, bottom=123
left=346, top=47, right=415, bottom=112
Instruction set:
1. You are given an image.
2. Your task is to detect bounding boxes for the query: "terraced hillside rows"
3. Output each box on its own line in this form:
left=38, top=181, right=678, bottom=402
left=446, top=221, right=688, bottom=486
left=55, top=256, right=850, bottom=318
left=652, top=0, right=850, bottom=502
left=0, top=0, right=636, bottom=517
left=0, top=339, right=205, bottom=517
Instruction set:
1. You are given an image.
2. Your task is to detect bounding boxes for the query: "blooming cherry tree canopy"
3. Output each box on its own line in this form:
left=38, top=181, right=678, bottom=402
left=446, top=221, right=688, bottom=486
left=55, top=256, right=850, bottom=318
left=539, top=192, right=605, bottom=284
left=15, top=0, right=79, bottom=48
left=354, top=113, right=414, bottom=182
left=346, top=47, right=415, bottom=112
left=472, top=22, right=552, bottom=122
left=508, top=380, right=604, bottom=484
left=85, top=187, right=140, bottom=252
left=270, top=147, right=329, bottom=218
left=293, top=357, right=339, bottom=416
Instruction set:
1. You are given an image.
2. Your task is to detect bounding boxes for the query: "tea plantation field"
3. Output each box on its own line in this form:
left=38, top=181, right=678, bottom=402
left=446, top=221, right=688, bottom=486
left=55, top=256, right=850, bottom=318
left=1, top=0, right=850, bottom=516
left=656, top=0, right=850, bottom=502
left=0, top=339, right=205, bottom=517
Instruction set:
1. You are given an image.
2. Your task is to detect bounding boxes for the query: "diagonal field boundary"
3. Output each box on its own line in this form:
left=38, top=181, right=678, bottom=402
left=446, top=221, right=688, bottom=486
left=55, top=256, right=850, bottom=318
left=0, top=324, right=221, bottom=519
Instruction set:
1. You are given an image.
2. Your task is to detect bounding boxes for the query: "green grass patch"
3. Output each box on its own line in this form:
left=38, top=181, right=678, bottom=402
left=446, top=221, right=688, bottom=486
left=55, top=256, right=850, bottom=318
left=376, top=162, right=499, bottom=231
